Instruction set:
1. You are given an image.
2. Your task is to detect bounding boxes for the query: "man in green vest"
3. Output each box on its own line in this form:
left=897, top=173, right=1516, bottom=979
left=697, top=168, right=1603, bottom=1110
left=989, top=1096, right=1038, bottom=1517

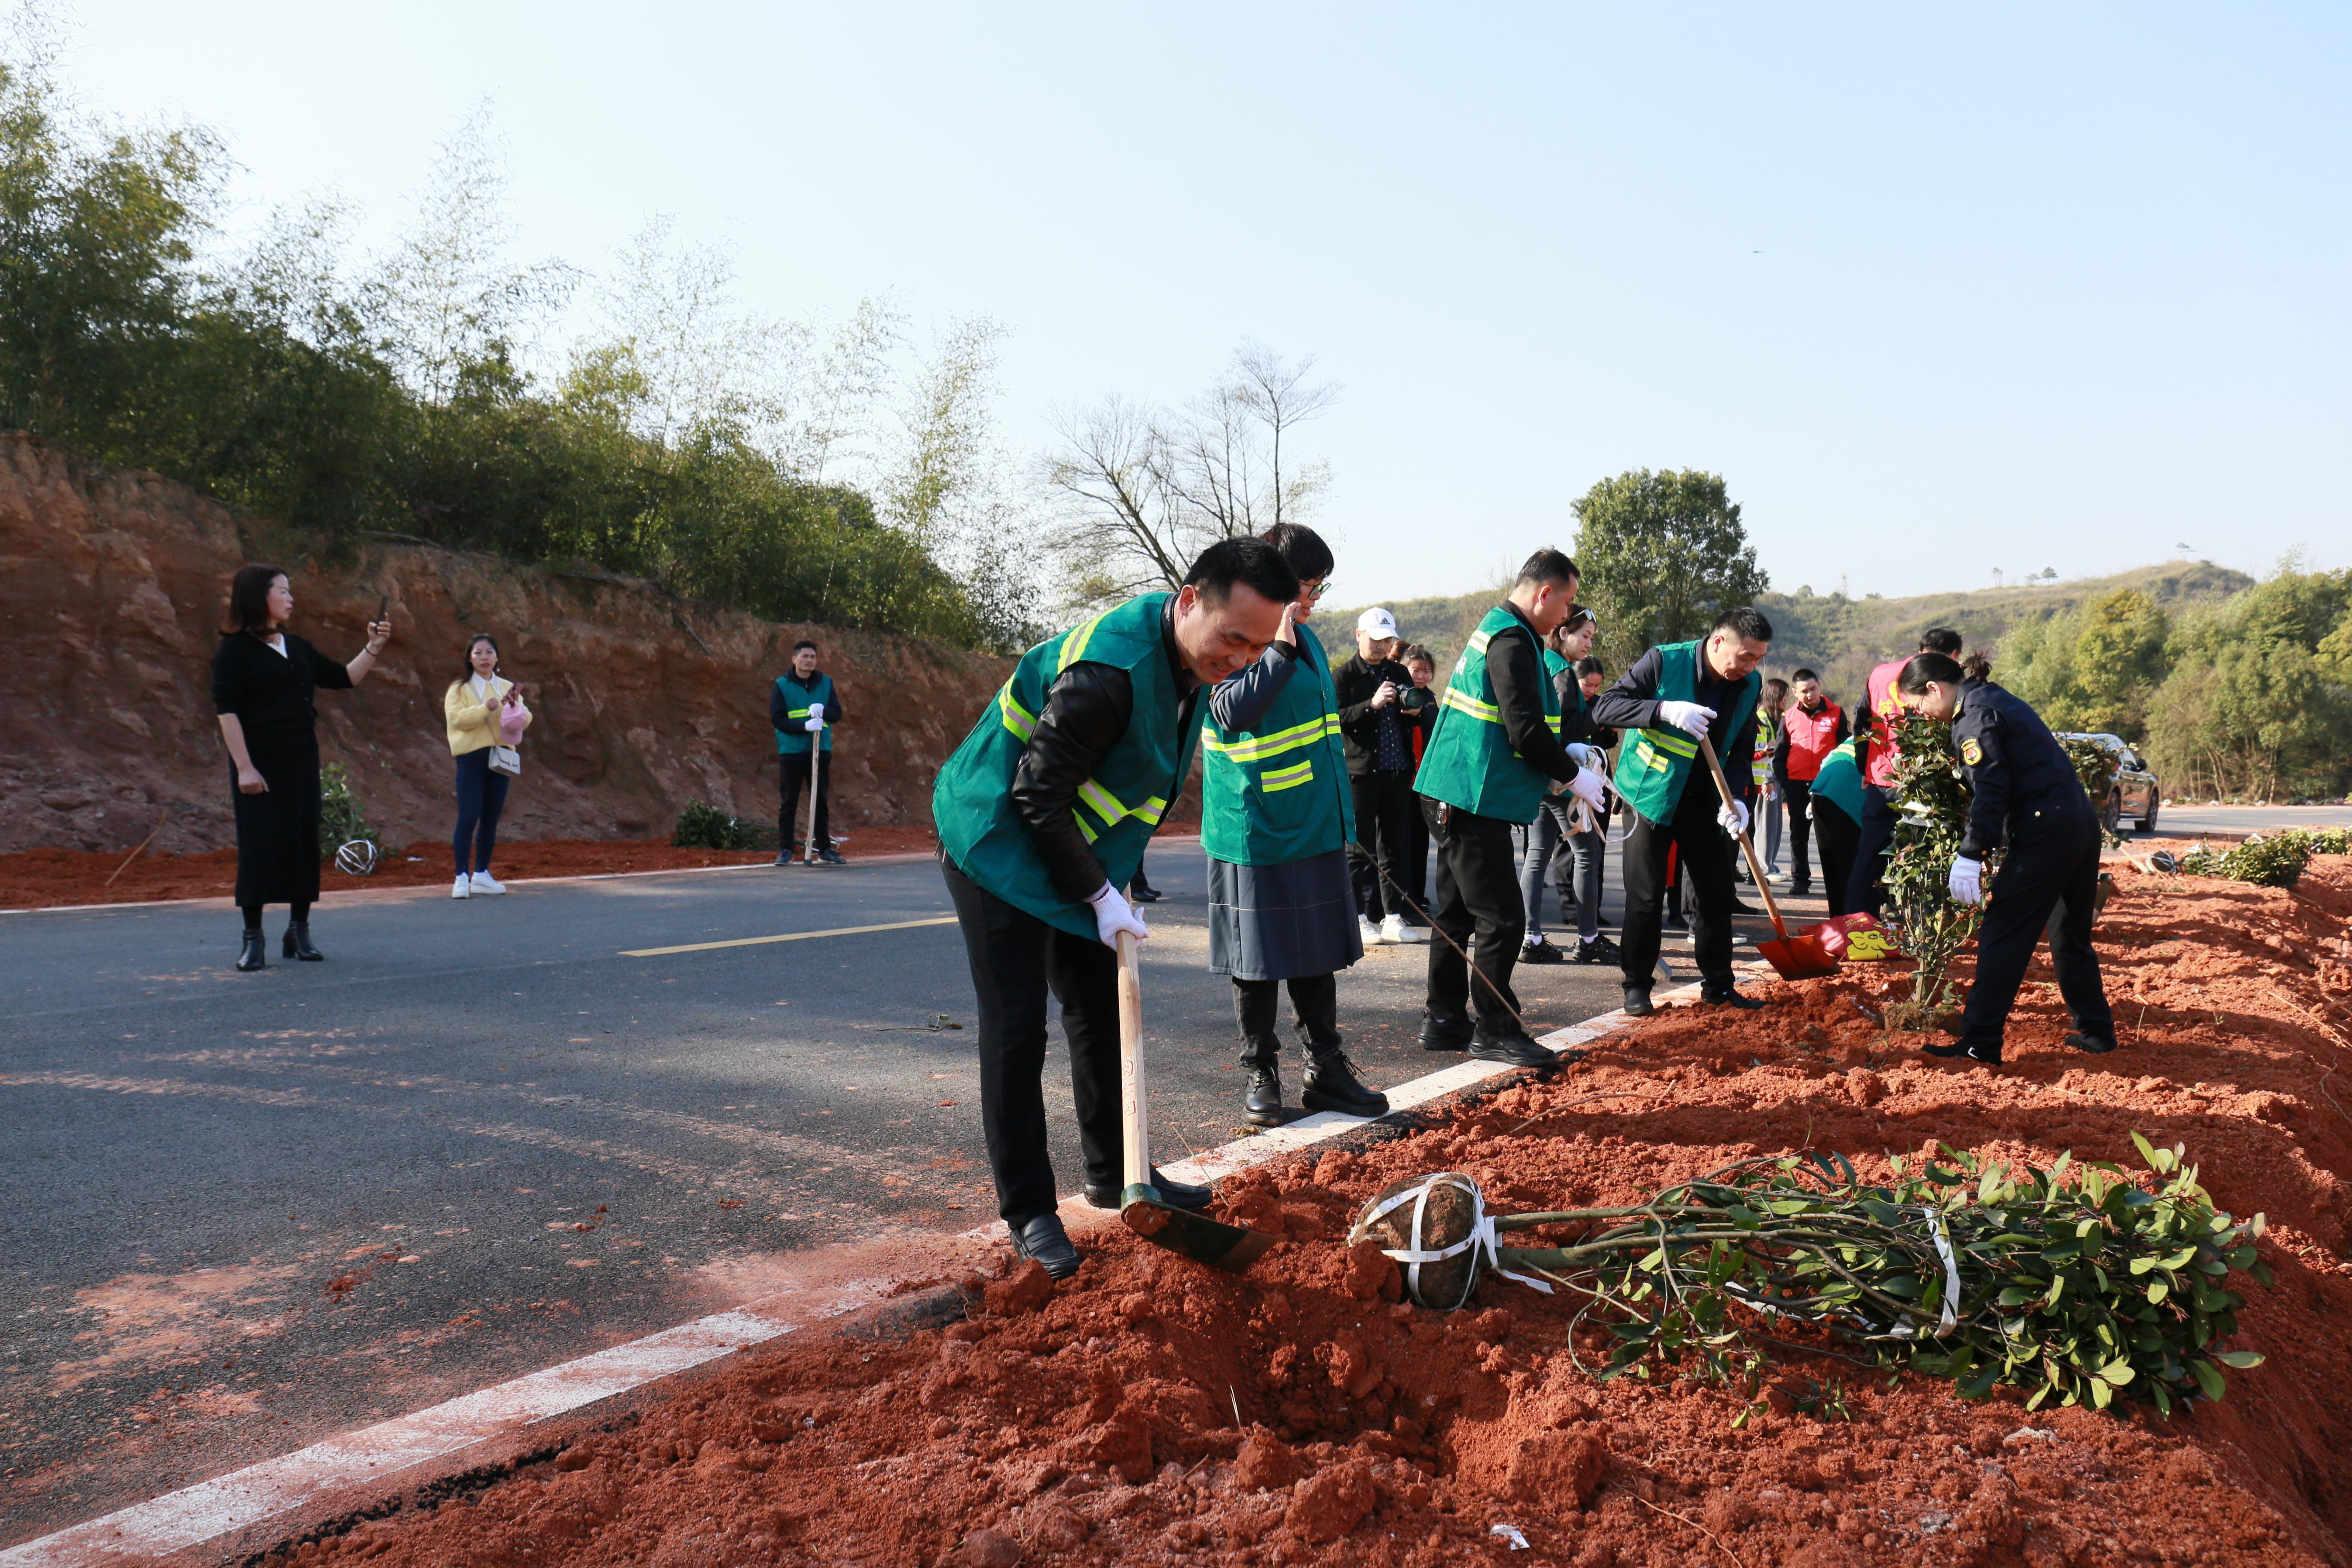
left=1200, top=523, right=1390, bottom=1128
left=933, top=538, right=1299, bottom=1279
left=1413, top=549, right=1611, bottom=1066
left=770, top=639, right=843, bottom=865
left=1588, top=606, right=1776, bottom=1016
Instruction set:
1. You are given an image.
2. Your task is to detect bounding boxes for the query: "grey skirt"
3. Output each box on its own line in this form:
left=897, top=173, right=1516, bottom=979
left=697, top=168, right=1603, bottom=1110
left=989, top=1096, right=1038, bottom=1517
left=1206, top=848, right=1363, bottom=980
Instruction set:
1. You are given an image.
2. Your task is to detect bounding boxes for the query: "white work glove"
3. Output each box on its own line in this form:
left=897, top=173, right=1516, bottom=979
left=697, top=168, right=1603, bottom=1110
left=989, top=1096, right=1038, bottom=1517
left=1087, top=882, right=1151, bottom=949
left=1566, top=742, right=1603, bottom=770
left=1948, top=855, right=1983, bottom=905
left=1567, top=767, right=1608, bottom=811
left=1657, top=701, right=1716, bottom=739
left=805, top=701, right=825, bottom=733
left=1717, top=798, right=1750, bottom=839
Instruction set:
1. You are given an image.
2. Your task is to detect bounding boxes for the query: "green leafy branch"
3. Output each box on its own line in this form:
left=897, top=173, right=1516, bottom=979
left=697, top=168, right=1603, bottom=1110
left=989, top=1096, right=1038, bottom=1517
left=1882, top=710, right=1984, bottom=1014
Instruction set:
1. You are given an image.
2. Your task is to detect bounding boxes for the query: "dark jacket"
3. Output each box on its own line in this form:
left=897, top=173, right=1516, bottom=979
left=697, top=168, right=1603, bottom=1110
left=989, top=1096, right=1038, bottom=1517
left=1012, top=598, right=1202, bottom=903
left=1333, top=652, right=1419, bottom=776
left=1951, top=678, right=2091, bottom=858
left=769, top=669, right=845, bottom=730
left=211, top=631, right=351, bottom=743
left=1588, top=643, right=1759, bottom=806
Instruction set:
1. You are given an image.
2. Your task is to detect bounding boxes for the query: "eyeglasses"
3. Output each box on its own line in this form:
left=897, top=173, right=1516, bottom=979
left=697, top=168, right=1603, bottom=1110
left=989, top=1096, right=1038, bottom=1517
left=1304, top=579, right=1332, bottom=601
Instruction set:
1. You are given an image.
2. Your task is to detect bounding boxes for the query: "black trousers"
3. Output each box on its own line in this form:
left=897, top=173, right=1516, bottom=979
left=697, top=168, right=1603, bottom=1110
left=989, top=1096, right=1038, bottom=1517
left=1813, top=799, right=1861, bottom=918
left=1234, top=974, right=1341, bottom=1065
left=1405, top=795, right=1432, bottom=916
left=1782, top=778, right=1816, bottom=889
left=1957, top=810, right=2115, bottom=1056
left=1422, top=799, right=1525, bottom=1031
left=779, top=750, right=833, bottom=851
left=941, top=858, right=1123, bottom=1227
left=1348, top=770, right=1417, bottom=922
left=1619, top=782, right=1740, bottom=993
left=1848, top=783, right=1898, bottom=918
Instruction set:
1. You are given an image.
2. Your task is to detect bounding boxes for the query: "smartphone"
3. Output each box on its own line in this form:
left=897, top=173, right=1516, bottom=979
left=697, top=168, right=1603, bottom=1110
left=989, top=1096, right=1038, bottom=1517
left=376, top=593, right=388, bottom=623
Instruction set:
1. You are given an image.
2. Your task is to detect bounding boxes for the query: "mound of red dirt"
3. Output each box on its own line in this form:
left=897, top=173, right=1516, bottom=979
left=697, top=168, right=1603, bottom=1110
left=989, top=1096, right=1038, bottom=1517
left=265, top=861, right=2352, bottom=1566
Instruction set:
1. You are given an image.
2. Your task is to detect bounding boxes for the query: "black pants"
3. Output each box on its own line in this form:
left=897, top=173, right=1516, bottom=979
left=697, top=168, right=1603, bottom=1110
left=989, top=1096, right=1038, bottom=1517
left=1848, top=783, right=1898, bottom=918
left=779, top=750, right=832, bottom=851
left=1348, top=770, right=1417, bottom=922
left=1620, top=782, right=1740, bottom=993
left=1423, top=799, right=1524, bottom=1031
left=1234, top=974, right=1340, bottom=1065
left=453, top=748, right=512, bottom=875
left=941, top=858, right=1123, bottom=1227
left=1405, top=794, right=1432, bottom=916
left=1957, top=811, right=2115, bottom=1056
left=1813, top=799, right=1861, bottom=918
left=1782, top=778, right=1816, bottom=889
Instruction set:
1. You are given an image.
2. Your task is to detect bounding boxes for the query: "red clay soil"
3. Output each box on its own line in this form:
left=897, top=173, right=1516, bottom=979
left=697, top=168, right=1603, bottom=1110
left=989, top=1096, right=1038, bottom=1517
left=242, top=861, right=2352, bottom=1568
left=0, top=829, right=945, bottom=910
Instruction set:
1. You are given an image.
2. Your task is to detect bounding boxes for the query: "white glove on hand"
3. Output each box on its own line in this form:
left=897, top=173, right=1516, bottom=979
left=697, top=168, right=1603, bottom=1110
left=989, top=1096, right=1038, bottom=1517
left=1657, top=700, right=1716, bottom=739
left=1087, top=882, right=1151, bottom=949
left=803, top=701, right=825, bottom=734
left=1948, top=855, right=1984, bottom=905
left=1566, top=742, right=1603, bottom=770
left=1568, top=767, right=1608, bottom=811
left=1717, top=799, right=1750, bottom=839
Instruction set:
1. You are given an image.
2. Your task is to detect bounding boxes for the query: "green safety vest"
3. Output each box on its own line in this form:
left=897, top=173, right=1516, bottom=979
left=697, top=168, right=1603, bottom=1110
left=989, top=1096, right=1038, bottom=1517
left=773, top=671, right=836, bottom=755
left=1200, top=633, right=1353, bottom=866
left=1613, top=639, right=1761, bottom=826
left=932, top=593, right=1195, bottom=940
left=1808, top=737, right=1866, bottom=824
left=1412, top=605, right=1562, bottom=824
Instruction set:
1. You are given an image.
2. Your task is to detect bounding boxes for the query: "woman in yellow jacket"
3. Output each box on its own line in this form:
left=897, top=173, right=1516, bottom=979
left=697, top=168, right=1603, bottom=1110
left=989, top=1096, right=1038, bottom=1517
left=444, top=634, right=531, bottom=898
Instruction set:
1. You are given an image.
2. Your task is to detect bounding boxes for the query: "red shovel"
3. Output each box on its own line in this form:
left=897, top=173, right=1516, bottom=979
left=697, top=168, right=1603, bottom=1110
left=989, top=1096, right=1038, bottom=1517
left=1695, top=735, right=1838, bottom=981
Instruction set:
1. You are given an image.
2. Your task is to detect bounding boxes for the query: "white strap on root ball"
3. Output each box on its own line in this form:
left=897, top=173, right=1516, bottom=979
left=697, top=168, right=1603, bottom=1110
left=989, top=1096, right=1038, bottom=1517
left=1346, top=1173, right=1553, bottom=1310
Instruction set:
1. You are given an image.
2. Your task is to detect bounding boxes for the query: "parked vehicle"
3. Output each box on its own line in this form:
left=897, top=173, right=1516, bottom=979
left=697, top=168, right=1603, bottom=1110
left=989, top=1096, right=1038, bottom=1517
left=2061, top=732, right=2160, bottom=835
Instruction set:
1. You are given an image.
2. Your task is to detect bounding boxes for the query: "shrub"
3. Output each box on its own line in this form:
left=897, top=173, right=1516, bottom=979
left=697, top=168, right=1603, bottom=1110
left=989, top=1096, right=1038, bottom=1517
left=318, top=761, right=379, bottom=858
left=2176, top=830, right=2318, bottom=888
left=1881, top=712, right=1984, bottom=1022
left=672, top=801, right=768, bottom=851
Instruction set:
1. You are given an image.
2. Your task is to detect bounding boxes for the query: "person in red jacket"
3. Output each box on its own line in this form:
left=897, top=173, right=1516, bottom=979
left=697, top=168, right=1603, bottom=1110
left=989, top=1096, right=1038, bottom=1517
left=1773, top=668, right=1847, bottom=897
left=1848, top=627, right=1962, bottom=915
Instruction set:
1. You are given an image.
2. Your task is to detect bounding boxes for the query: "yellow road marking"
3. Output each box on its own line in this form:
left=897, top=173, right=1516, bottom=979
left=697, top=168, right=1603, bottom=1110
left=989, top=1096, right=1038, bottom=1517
left=622, top=916, right=958, bottom=958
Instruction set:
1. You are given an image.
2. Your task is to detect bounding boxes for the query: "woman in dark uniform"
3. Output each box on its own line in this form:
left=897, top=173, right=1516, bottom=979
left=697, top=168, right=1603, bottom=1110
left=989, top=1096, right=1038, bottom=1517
left=211, top=565, right=392, bottom=971
left=1894, top=652, right=2116, bottom=1066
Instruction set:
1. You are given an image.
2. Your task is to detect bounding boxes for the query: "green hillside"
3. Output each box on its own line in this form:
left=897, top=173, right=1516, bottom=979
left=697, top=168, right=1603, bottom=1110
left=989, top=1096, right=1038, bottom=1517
left=1314, top=560, right=2254, bottom=704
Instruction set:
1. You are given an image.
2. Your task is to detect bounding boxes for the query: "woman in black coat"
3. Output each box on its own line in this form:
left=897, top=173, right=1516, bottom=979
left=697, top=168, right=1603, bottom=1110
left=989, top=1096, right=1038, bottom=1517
left=211, top=564, right=392, bottom=971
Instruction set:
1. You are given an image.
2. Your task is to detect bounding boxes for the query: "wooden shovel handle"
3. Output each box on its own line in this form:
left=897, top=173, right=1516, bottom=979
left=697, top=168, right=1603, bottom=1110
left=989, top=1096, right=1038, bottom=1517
left=1695, top=734, right=1794, bottom=943
left=1117, top=931, right=1149, bottom=1192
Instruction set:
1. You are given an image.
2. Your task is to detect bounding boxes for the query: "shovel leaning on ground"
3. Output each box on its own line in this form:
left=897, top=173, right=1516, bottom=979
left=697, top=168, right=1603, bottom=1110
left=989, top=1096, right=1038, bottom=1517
left=1694, top=735, right=1839, bottom=981
left=1115, top=932, right=1276, bottom=1271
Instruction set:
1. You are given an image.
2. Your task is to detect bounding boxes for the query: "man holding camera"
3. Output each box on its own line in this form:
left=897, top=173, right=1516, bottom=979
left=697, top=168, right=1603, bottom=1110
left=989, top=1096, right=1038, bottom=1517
left=1334, top=607, right=1429, bottom=947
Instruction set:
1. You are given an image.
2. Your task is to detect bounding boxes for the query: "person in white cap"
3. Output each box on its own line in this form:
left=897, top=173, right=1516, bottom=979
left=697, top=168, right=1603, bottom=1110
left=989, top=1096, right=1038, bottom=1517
left=1333, top=606, right=1429, bottom=947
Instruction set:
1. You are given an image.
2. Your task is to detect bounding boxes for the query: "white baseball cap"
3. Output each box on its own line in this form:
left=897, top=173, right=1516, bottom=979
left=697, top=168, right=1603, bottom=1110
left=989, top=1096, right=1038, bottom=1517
left=1357, top=607, right=1399, bottom=639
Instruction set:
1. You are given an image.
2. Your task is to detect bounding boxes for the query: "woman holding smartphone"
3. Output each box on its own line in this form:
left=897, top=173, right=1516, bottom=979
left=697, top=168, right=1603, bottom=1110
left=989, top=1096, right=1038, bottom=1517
left=444, top=634, right=531, bottom=898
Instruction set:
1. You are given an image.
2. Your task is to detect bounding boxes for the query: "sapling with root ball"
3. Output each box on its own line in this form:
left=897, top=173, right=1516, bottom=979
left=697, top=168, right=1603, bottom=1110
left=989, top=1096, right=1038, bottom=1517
left=1881, top=710, right=1984, bottom=1030
left=1349, top=1136, right=2268, bottom=1421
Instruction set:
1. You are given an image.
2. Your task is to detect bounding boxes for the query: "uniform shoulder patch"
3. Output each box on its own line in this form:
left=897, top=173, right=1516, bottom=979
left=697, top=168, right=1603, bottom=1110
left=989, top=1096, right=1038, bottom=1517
left=1960, top=737, right=1984, bottom=766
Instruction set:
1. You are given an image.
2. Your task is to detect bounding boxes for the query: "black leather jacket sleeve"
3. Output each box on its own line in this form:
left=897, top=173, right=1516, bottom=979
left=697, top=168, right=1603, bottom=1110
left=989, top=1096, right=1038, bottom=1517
left=1010, top=662, right=1134, bottom=904
left=1487, top=625, right=1583, bottom=783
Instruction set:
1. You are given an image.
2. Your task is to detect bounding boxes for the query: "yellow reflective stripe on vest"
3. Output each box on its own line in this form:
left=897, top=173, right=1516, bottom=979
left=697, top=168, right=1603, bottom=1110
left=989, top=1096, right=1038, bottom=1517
left=1443, top=687, right=1502, bottom=723
left=1199, top=711, right=1340, bottom=763
left=1076, top=778, right=1125, bottom=825
left=1261, top=760, right=1314, bottom=793
left=786, top=707, right=812, bottom=719
left=997, top=683, right=1037, bottom=741
left=1466, top=629, right=1492, bottom=655
left=1545, top=713, right=1563, bottom=734
left=1646, top=726, right=1699, bottom=758
left=1136, top=796, right=1168, bottom=825
left=1058, top=609, right=1114, bottom=674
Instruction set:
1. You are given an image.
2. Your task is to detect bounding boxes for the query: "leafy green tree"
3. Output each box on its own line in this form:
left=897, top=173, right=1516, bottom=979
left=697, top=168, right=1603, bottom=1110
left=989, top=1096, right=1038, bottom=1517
left=2143, top=567, right=2352, bottom=802
left=1570, top=469, right=1769, bottom=667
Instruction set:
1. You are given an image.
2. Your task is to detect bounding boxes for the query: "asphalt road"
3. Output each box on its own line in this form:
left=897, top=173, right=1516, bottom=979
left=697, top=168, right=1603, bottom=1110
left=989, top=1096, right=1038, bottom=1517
left=1, top=831, right=1700, bottom=1543
left=2145, top=803, right=2352, bottom=839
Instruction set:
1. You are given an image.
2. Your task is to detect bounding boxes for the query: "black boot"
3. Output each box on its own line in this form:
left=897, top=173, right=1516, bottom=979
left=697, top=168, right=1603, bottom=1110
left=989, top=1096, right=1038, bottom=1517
left=1302, top=1051, right=1389, bottom=1118
left=283, top=921, right=323, bottom=961
left=235, top=928, right=267, bottom=972
left=1243, top=1062, right=1285, bottom=1126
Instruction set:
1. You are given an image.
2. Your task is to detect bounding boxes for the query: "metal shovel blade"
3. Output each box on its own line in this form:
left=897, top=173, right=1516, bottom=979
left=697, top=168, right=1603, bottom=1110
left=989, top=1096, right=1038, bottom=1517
left=1756, top=932, right=1840, bottom=980
left=1118, top=1185, right=1276, bottom=1272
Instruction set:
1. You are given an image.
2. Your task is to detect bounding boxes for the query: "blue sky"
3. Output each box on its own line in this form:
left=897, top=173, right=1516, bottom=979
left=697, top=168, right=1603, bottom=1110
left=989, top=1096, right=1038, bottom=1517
left=58, top=2, right=2352, bottom=604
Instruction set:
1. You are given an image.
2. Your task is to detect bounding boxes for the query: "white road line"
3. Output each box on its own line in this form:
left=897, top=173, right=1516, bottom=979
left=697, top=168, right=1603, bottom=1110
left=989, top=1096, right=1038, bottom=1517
left=621, top=915, right=958, bottom=958
left=2, top=965, right=1720, bottom=1568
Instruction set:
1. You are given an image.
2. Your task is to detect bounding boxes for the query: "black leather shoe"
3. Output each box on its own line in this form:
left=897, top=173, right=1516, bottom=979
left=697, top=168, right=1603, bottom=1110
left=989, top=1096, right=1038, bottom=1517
left=1130, top=880, right=1162, bottom=904
left=1010, top=1213, right=1080, bottom=1279
left=235, top=930, right=267, bottom=972
left=1663, top=910, right=1687, bottom=931
left=1302, top=1052, right=1389, bottom=1118
left=1923, top=1040, right=2002, bottom=1066
left=1243, top=1064, right=1284, bottom=1126
left=1082, top=1168, right=1211, bottom=1211
left=1469, top=1027, right=1553, bottom=1067
left=1576, top=934, right=1622, bottom=965
left=283, top=922, right=323, bottom=961
left=1789, top=883, right=1813, bottom=897
left=2065, top=1031, right=2117, bottom=1055
left=1519, top=938, right=1567, bottom=965
left=1418, top=1013, right=1475, bottom=1051
left=1700, top=988, right=1764, bottom=1010
left=1622, top=987, right=1654, bottom=1017
left=1730, top=899, right=1762, bottom=916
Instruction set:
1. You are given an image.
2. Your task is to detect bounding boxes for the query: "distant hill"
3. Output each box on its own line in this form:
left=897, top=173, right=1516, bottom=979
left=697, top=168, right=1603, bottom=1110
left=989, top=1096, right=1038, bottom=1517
left=1312, top=560, right=2255, bottom=704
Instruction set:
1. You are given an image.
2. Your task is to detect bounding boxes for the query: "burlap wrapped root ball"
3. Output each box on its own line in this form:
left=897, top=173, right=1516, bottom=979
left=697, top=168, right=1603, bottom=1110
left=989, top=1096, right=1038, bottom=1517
left=1346, top=1172, right=1488, bottom=1310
